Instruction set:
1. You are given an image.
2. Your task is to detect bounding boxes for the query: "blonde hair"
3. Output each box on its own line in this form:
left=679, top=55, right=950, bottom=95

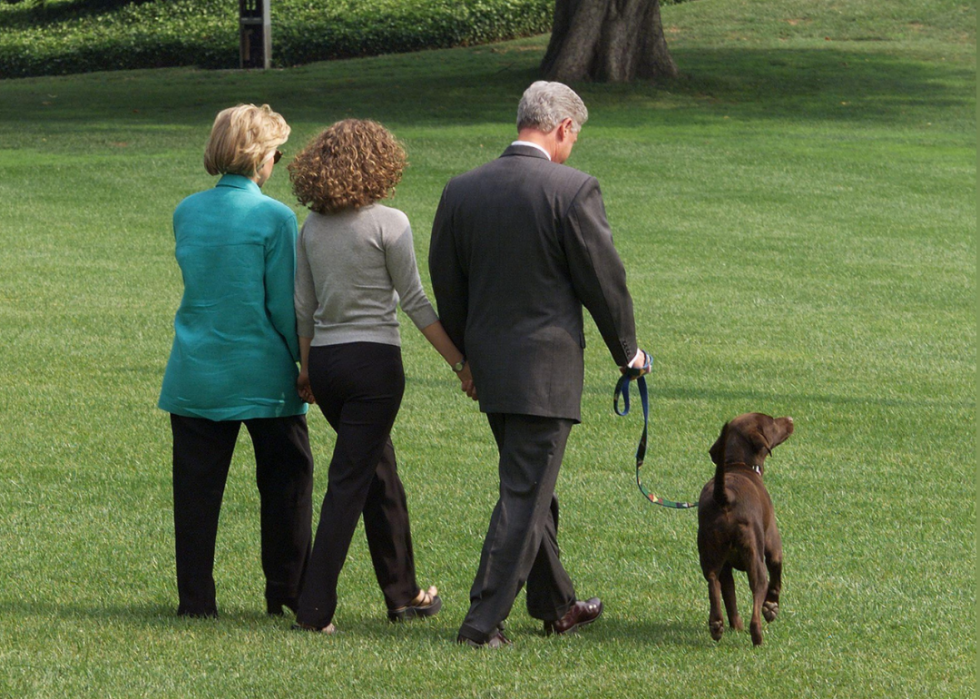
left=288, top=119, right=407, bottom=214
left=203, top=104, right=290, bottom=177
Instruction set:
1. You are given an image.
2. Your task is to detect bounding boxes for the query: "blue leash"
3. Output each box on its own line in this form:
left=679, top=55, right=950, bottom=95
left=614, top=352, right=698, bottom=510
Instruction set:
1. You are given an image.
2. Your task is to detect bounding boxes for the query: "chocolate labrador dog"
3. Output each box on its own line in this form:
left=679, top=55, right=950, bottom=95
left=697, top=413, right=794, bottom=646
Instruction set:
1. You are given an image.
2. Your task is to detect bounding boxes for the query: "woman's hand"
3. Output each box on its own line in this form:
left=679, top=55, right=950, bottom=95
left=296, top=337, right=316, bottom=403
left=296, top=370, right=316, bottom=404
left=457, top=363, right=478, bottom=401
left=417, top=320, right=478, bottom=401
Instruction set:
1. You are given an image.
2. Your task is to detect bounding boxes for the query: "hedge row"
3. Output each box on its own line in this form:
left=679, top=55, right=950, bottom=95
left=0, top=0, right=554, bottom=78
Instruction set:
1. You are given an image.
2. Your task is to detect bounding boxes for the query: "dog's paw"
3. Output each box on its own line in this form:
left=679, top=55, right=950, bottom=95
left=763, top=601, right=779, bottom=622
left=730, top=615, right=744, bottom=631
left=709, top=619, right=724, bottom=641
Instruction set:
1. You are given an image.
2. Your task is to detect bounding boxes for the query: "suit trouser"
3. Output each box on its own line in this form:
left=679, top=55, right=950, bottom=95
left=458, top=413, right=577, bottom=644
left=296, top=342, right=419, bottom=628
left=170, top=413, right=314, bottom=617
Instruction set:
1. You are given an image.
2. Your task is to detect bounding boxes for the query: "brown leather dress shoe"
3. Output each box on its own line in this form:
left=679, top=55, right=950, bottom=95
left=544, top=597, right=603, bottom=635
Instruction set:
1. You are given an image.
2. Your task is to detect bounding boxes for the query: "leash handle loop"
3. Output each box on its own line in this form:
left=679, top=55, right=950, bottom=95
left=613, top=354, right=698, bottom=510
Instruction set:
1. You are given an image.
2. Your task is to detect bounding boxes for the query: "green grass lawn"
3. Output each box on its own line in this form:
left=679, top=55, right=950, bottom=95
left=0, top=0, right=975, bottom=696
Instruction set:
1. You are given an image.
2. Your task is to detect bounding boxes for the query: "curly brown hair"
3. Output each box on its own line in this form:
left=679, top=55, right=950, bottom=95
left=288, top=119, right=407, bottom=214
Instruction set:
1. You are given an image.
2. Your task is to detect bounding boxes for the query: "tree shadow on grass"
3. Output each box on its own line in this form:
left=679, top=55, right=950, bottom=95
left=593, top=46, right=975, bottom=128
left=0, top=600, right=303, bottom=628
left=0, top=600, right=174, bottom=625
left=577, top=380, right=977, bottom=411
left=412, top=374, right=975, bottom=411
left=2, top=44, right=972, bottom=133
left=0, top=600, right=708, bottom=647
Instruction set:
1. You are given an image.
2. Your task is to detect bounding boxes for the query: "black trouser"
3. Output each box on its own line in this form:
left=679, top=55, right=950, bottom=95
left=457, top=413, right=577, bottom=644
left=296, top=342, right=419, bottom=629
left=170, top=413, right=314, bottom=617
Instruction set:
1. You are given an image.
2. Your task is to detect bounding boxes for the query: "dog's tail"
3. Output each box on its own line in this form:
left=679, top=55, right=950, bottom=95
left=713, top=422, right=729, bottom=506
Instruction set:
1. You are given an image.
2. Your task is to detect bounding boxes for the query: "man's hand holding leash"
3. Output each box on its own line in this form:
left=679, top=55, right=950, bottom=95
left=621, top=349, right=652, bottom=377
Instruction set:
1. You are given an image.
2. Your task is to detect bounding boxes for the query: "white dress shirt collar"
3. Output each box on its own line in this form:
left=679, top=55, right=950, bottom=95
left=510, top=140, right=551, bottom=161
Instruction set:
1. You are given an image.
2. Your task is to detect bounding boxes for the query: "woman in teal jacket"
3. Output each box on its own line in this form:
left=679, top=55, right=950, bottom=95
left=158, top=104, right=313, bottom=618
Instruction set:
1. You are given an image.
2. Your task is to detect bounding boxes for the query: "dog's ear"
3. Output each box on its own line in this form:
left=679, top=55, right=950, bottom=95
left=709, top=423, right=728, bottom=465
left=748, top=429, right=773, bottom=458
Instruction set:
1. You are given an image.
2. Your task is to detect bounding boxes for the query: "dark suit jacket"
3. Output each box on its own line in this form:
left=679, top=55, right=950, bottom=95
left=429, top=144, right=638, bottom=422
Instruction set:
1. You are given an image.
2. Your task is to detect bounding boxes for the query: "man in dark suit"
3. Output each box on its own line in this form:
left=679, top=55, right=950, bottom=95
left=430, top=81, right=649, bottom=648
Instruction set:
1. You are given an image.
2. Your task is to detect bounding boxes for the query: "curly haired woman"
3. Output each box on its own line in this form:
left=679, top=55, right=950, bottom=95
left=289, top=119, right=473, bottom=633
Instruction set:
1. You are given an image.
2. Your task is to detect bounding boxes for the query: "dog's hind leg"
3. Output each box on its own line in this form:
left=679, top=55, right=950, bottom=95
left=763, top=540, right=782, bottom=623
left=747, top=554, right=768, bottom=646
left=706, top=572, right=725, bottom=641
left=719, top=565, right=743, bottom=631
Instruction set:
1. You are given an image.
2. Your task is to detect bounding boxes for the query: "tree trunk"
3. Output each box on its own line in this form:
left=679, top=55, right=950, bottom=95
left=541, top=0, right=677, bottom=83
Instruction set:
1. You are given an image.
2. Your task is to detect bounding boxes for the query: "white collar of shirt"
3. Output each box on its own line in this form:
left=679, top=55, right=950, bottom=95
left=510, top=140, right=551, bottom=161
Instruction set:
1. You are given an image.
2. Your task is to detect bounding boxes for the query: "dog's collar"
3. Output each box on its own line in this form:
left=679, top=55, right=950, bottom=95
left=725, top=462, right=762, bottom=475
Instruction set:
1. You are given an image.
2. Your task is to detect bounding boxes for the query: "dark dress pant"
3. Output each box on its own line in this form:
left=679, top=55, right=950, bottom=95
left=295, top=342, right=419, bottom=629
left=457, top=413, right=577, bottom=644
left=170, top=413, right=314, bottom=617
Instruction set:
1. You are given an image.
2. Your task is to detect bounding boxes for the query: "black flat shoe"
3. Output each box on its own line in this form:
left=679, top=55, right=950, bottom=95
left=456, top=630, right=510, bottom=648
left=292, top=622, right=337, bottom=634
left=267, top=599, right=298, bottom=617
left=177, top=609, right=218, bottom=619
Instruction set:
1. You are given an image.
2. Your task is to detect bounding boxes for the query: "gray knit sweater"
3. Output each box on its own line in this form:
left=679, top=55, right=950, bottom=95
left=294, top=204, right=439, bottom=347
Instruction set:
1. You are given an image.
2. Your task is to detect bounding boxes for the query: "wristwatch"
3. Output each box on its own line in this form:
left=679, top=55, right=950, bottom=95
left=452, top=359, right=466, bottom=373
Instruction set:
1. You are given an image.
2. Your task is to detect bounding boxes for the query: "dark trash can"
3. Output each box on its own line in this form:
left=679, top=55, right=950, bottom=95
left=240, top=0, right=271, bottom=69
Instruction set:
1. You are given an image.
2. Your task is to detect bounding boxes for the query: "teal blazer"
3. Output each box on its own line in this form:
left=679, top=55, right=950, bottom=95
left=159, top=175, right=307, bottom=420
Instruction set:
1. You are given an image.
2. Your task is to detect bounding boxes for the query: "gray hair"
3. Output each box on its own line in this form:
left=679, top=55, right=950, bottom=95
left=516, top=81, right=588, bottom=133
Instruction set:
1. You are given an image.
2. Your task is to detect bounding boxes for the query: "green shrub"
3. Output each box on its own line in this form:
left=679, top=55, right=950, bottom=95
left=0, top=0, right=553, bottom=78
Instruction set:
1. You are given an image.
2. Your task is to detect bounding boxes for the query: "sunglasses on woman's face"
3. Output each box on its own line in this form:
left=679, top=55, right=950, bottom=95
left=273, top=149, right=283, bottom=165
